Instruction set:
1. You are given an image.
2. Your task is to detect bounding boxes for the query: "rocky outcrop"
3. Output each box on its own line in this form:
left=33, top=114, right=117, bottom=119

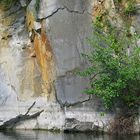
left=25, top=0, right=92, bottom=104
left=0, top=0, right=139, bottom=132
left=0, top=1, right=64, bottom=130
left=65, top=118, right=103, bottom=132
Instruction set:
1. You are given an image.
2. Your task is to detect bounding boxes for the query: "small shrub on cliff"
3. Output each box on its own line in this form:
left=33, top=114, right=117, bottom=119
left=0, top=0, right=17, bottom=9
left=124, top=0, right=137, bottom=15
left=79, top=25, right=140, bottom=109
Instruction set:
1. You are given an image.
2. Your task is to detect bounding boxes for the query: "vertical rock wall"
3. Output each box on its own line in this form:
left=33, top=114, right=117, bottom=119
left=0, top=0, right=139, bottom=132
left=20, top=0, right=114, bottom=131
left=0, top=1, right=64, bottom=130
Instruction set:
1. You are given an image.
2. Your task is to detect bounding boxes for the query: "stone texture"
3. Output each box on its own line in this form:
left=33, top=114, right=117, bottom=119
left=55, top=75, right=89, bottom=105
left=38, top=0, right=91, bottom=19
left=0, top=0, right=140, bottom=133
left=46, top=9, right=92, bottom=75
left=0, top=1, right=64, bottom=130
left=38, top=0, right=64, bottom=19
left=19, top=0, right=27, bottom=7
left=44, top=8, right=92, bottom=104
left=65, top=118, right=103, bottom=132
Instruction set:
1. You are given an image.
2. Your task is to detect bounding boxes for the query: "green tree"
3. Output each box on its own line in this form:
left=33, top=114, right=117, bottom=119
left=79, top=25, right=140, bottom=109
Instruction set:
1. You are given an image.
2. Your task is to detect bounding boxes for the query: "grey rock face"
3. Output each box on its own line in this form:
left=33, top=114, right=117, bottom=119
left=38, top=0, right=91, bottom=19
left=55, top=75, right=89, bottom=105
left=38, top=0, right=63, bottom=19
left=1, top=0, right=140, bottom=132
left=0, top=0, right=109, bottom=131
left=65, top=118, right=96, bottom=132
left=0, top=0, right=65, bottom=130
left=46, top=9, right=92, bottom=75
left=19, top=0, right=27, bottom=7
left=45, top=8, right=92, bottom=104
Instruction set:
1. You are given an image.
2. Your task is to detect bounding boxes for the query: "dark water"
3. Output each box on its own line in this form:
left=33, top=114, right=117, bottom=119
left=0, top=130, right=139, bottom=140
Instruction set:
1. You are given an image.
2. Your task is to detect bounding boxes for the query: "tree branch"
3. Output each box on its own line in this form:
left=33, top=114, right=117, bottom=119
left=0, top=102, right=44, bottom=130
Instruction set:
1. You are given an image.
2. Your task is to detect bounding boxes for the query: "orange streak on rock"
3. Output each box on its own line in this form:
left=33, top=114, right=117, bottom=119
left=92, top=0, right=106, bottom=21
left=26, top=10, right=35, bottom=31
left=34, top=20, right=54, bottom=96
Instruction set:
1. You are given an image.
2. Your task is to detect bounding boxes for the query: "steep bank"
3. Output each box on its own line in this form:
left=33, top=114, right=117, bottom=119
left=0, top=0, right=139, bottom=133
left=0, top=1, right=64, bottom=130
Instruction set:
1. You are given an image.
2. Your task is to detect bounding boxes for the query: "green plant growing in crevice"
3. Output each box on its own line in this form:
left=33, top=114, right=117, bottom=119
left=124, top=0, right=137, bottom=15
left=114, top=0, right=122, bottom=5
left=0, top=0, right=17, bottom=9
left=35, top=0, right=40, bottom=13
left=94, top=16, right=103, bottom=28
left=94, top=11, right=109, bottom=29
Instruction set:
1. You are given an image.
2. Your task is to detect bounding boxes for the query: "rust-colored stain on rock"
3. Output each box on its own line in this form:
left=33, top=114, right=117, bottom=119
left=92, top=0, right=106, bottom=21
left=26, top=8, right=55, bottom=98
left=34, top=20, right=54, bottom=97
left=26, top=10, right=35, bottom=31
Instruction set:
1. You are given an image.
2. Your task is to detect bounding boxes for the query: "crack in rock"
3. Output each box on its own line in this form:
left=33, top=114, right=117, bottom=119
left=37, top=6, right=87, bottom=20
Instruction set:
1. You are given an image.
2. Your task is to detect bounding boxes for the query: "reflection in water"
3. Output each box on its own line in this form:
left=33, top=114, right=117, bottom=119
left=0, top=130, right=139, bottom=140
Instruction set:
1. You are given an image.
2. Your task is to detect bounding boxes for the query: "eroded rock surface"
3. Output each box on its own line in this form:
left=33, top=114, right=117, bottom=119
left=0, top=1, right=64, bottom=130
left=0, top=0, right=139, bottom=132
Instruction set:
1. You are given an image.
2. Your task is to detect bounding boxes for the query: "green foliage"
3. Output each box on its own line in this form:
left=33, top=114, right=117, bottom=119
left=0, top=0, right=17, bottom=9
left=114, top=0, right=122, bottom=4
left=35, top=0, right=40, bottom=12
left=0, top=0, right=13, bottom=4
left=94, top=16, right=103, bottom=28
left=79, top=26, right=140, bottom=109
left=124, top=0, right=137, bottom=15
left=100, top=112, right=105, bottom=117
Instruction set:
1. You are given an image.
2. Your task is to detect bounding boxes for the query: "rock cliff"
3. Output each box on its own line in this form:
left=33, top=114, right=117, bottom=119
left=0, top=0, right=139, bottom=132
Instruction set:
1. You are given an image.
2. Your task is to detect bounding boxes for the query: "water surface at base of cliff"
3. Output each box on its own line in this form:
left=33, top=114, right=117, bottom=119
left=0, top=130, right=139, bottom=140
